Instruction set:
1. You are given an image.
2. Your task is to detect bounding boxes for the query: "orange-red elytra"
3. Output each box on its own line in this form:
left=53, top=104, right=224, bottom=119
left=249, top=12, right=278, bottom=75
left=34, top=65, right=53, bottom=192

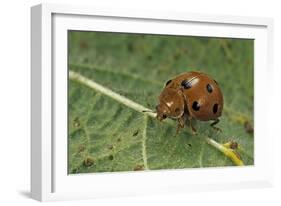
left=156, top=71, right=224, bottom=134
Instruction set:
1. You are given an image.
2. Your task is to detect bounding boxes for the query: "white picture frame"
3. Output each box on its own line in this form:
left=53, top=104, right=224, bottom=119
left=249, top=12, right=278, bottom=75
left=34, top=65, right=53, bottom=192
left=31, top=3, right=274, bottom=202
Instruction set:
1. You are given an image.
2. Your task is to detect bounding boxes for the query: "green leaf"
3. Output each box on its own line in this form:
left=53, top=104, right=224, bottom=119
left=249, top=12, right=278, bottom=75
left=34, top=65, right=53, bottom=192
left=68, top=32, right=254, bottom=174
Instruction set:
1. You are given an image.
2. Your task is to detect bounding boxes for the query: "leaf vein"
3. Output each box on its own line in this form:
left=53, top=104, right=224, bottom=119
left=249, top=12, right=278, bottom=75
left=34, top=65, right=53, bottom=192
left=142, top=115, right=149, bottom=170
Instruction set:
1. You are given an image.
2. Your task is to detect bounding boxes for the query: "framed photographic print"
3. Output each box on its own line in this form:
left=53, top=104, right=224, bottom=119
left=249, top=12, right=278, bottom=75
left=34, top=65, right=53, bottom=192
left=31, top=3, right=274, bottom=201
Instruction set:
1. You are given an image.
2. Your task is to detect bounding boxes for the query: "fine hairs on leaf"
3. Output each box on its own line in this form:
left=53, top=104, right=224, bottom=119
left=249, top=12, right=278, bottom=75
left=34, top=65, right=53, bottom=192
left=69, top=70, right=244, bottom=168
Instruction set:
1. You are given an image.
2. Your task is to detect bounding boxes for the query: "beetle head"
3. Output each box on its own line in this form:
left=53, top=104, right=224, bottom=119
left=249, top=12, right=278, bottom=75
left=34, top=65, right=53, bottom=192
left=156, top=88, right=184, bottom=121
left=156, top=103, right=169, bottom=121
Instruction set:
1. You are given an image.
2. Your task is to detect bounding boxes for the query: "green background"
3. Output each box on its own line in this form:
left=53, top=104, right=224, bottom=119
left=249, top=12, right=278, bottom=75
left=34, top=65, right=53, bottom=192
left=68, top=31, right=254, bottom=174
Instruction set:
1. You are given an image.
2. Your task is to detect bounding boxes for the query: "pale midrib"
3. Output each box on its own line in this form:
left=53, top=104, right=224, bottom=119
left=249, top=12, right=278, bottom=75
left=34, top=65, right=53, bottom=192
left=142, top=115, right=149, bottom=170
left=69, top=63, right=163, bottom=87
left=69, top=70, right=156, bottom=119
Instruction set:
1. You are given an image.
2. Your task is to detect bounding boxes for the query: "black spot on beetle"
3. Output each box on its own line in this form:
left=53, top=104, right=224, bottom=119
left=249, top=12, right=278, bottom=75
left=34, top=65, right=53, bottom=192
left=192, top=101, right=200, bottom=111
left=206, top=84, right=213, bottom=93
left=181, top=79, right=192, bottom=89
left=213, top=103, right=218, bottom=114
left=165, top=79, right=172, bottom=86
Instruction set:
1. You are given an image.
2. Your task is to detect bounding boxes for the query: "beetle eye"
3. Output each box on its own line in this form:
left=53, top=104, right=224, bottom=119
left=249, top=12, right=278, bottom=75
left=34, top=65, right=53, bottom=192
left=163, top=114, right=167, bottom=119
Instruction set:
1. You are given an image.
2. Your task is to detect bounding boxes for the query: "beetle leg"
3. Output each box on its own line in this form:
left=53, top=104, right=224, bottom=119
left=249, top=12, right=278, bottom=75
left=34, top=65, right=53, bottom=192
left=176, top=116, right=185, bottom=135
left=188, top=116, right=197, bottom=135
left=210, top=119, right=222, bottom=132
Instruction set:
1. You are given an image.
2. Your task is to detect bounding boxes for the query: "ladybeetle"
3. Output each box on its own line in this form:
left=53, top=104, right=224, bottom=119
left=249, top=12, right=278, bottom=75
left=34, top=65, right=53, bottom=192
left=156, top=71, right=223, bottom=134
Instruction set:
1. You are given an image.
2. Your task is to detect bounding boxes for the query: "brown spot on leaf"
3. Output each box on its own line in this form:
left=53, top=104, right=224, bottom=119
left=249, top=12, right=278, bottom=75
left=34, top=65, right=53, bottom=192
left=108, top=145, right=114, bottom=150
left=229, top=141, right=238, bottom=149
left=73, top=117, right=80, bottom=128
left=133, top=164, right=144, bottom=171
left=78, top=144, right=86, bottom=152
left=83, top=157, right=94, bottom=167
left=244, top=121, right=254, bottom=134
left=79, top=41, right=89, bottom=49
left=117, top=138, right=122, bottom=142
